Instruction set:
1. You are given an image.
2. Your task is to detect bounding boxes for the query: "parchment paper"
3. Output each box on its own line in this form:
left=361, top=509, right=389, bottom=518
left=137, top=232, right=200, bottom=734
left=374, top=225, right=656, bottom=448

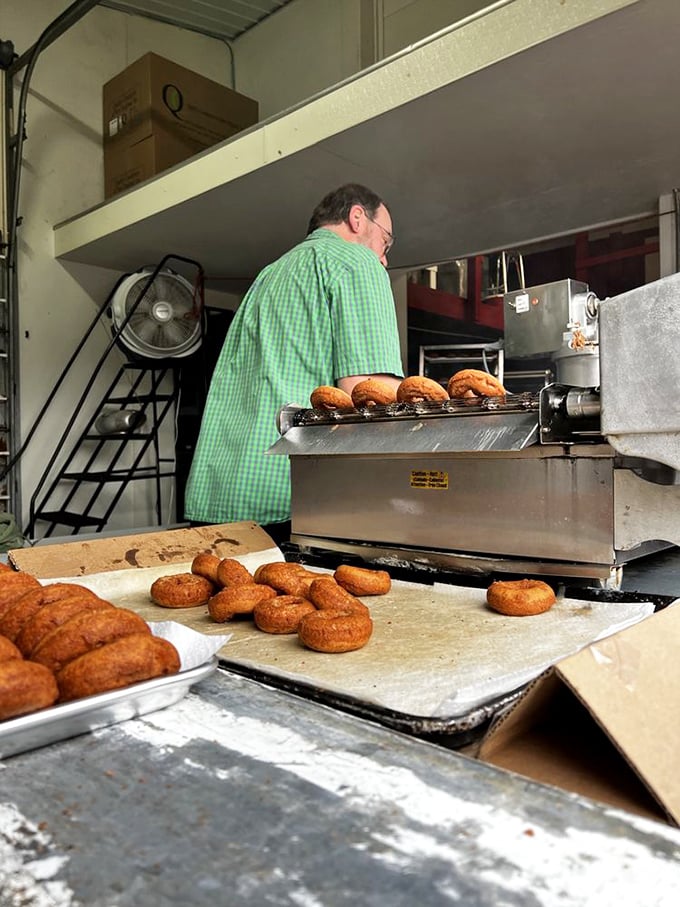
left=50, top=554, right=657, bottom=719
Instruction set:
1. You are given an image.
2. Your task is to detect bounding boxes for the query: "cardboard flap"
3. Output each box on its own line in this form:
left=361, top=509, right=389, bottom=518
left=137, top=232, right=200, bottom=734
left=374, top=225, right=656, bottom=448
left=8, top=522, right=277, bottom=578
left=556, top=604, right=680, bottom=825
left=479, top=607, right=680, bottom=826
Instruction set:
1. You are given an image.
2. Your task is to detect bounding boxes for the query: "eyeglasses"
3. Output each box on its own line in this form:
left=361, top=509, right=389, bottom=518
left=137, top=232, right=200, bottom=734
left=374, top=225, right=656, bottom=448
left=363, top=208, right=394, bottom=254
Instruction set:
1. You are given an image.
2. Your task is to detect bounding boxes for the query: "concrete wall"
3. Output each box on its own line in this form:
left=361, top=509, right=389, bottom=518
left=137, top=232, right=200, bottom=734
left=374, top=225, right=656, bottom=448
left=6, top=0, right=482, bottom=539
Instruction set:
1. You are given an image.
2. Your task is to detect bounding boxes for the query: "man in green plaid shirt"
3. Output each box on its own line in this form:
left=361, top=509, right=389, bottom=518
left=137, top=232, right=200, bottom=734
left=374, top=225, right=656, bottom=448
left=184, top=184, right=404, bottom=540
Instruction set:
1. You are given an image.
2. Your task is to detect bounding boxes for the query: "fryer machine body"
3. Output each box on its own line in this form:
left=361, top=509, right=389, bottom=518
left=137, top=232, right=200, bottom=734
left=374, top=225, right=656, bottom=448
left=289, top=449, right=615, bottom=564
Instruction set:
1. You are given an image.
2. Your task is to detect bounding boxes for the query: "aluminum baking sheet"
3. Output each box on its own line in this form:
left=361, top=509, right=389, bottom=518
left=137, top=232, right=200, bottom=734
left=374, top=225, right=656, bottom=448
left=0, top=656, right=218, bottom=760
left=47, top=559, right=660, bottom=721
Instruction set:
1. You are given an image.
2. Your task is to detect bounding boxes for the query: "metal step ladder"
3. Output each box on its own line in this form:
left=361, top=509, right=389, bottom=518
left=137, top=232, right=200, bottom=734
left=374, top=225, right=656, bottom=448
left=26, top=361, right=182, bottom=538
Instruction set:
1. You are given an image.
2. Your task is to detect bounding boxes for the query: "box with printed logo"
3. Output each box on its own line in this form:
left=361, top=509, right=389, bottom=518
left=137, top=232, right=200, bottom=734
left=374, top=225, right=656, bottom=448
left=103, top=52, right=258, bottom=198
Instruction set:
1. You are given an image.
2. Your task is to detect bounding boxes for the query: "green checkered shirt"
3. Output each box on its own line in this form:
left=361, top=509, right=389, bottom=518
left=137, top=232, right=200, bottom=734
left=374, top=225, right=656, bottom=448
left=184, top=228, right=403, bottom=524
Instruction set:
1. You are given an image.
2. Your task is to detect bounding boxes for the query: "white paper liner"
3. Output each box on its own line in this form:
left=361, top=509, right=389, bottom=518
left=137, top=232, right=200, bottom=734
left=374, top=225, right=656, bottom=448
left=48, top=552, right=660, bottom=718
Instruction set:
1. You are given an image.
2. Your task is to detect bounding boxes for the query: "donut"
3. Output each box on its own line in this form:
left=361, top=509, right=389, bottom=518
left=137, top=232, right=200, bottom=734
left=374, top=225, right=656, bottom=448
left=191, top=553, right=221, bottom=584
left=0, top=584, right=102, bottom=642
left=253, top=595, right=316, bottom=634
left=150, top=573, right=214, bottom=609
left=334, top=565, right=391, bottom=596
left=16, top=596, right=114, bottom=657
left=310, top=386, right=354, bottom=411
left=486, top=579, right=556, bottom=616
left=207, top=584, right=277, bottom=622
left=0, top=572, right=42, bottom=616
left=56, top=633, right=180, bottom=703
left=0, top=660, right=59, bottom=720
left=396, top=376, right=449, bottom=404
left=0, top=635, right=22, bottom=663
left=31, top=607, right=151, bottom=675
left=215, top=558, right=255, bottom=588
left=298, top=609, right=373, bottom=653
left=254, top=562, right=310, bottom=594
left=308, top=576, right=370, bottom=616
left=351, top=379, right=397, bottom=408
left=447, top=369, right=506, bottom=400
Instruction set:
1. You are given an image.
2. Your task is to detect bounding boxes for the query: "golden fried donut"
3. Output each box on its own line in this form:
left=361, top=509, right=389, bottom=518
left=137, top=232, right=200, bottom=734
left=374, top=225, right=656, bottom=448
left=56, top=633, right=180, bottom=703
left=396, top=376, right=449, bottom=404
left=207, top=584, right=277, bottom=622
left=16, top=596, right=114, bottom=657
left=298, top=609, right=373, bottom=653
left=216, top=558, right=255, bottom=588
left=0, top=572, right=42, bottom=616
left=308, top=576, right=370, bottom=616
left=32, top=607, right=151, bottom=675
left=334, top=564, right=391, bottom=596
left=0, top=660, right=59, bottom=720
left=486, top=579, right=556, bottom=616
left=253, top=595, right=317, bottom=634
left=447, top=368, right=506, bottom=400
left=150, top=573, right=215, bottom=609
left=0, top=635, right=22, bottom=663
left=254, top=562, right=309, bottom=593
left=351, top=379, right=397, bottom=408
left=191, top=553, right=221, bottom=584
left=310, top=386, right=354, bottom=411
left=0, top=583, right=102, bottom=642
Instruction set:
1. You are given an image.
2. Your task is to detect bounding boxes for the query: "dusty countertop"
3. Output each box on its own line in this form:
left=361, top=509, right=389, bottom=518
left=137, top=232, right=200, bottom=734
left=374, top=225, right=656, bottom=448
left=1, top=666, right=679, bottom=907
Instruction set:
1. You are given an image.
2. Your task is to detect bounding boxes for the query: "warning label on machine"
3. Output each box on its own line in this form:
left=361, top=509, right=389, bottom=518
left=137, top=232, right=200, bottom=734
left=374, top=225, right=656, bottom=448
left=410, top=470, right=449, bottom=490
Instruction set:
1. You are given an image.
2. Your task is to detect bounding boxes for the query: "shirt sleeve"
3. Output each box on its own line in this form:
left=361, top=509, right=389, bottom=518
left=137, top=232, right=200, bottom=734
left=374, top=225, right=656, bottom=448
left=328, top=248, right=404, bottom=380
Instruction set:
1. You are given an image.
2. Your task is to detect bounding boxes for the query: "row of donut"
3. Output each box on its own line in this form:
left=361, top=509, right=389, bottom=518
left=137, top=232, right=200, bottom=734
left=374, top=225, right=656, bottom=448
left=149, top=556, right=392, bottom=653
left=310, top=368, right=507, bottom=411
left=0, top=565, right=180, bottom=722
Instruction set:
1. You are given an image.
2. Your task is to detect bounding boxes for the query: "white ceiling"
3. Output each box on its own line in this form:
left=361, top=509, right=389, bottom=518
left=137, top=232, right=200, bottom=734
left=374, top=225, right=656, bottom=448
left=100, top=0, right=295, bottom=41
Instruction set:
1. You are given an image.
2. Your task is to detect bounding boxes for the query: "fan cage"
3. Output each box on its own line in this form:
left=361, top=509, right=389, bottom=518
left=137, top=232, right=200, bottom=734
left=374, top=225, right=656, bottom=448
left=110, top=269, right=203, bottom=359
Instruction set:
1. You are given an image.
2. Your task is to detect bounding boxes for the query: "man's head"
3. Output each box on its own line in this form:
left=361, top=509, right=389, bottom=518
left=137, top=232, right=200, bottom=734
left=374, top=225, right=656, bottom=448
left=307, top=183, right=394, bottom=266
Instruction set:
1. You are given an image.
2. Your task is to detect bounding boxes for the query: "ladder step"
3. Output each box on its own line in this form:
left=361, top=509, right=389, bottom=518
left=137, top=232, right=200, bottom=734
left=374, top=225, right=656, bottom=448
left=61, top=468, right=177, bottom=482
left=82, top=432, right=152, bottom=441
left=34, top=511, right=106, bottom=529
left=105, top=394, right=175, bottom=404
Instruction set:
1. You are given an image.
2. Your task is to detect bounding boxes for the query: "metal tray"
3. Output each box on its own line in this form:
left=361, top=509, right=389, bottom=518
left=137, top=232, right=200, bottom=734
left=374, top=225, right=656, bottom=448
left=0, top=656, right=219, bottom=760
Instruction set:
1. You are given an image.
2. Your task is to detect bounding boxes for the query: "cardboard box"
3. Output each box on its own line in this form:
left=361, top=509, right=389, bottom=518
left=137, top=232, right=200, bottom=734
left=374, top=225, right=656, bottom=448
left=103, top=52, right=258, bottom=198
left=478, top=603, right=680, bottom=826
left=8, top=522, right=275, bottom=578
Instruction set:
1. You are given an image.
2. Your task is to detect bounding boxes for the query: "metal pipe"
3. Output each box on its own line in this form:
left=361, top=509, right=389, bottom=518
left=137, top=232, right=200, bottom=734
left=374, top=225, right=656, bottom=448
left=8, top=0, right=100, bottom=76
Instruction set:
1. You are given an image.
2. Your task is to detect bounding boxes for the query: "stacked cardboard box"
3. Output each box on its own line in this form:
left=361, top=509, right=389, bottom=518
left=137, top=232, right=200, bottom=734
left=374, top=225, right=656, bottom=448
left=102, top=52, right=258, bottom=198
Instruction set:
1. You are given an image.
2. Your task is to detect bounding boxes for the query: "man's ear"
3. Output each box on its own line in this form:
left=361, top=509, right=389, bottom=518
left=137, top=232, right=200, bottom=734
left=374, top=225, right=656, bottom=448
left=347, top=204, right=363, bottom=235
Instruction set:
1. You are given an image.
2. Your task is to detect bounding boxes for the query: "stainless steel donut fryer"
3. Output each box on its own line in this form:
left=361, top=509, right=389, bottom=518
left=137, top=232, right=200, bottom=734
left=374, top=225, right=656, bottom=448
left=269, top=272, right=680, bottom=588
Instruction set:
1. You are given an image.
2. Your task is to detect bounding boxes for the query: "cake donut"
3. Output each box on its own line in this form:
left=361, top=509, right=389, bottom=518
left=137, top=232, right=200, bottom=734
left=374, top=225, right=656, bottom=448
left=0, top=634, right=22, bottom=663
left=216, top=558, right=255, bottom=588
left=0, top=572, right=42, bottom=615
left=0, top=659, right=59, bottom=720
left=486, top=579, right=556, bottom=616
left=334, top=565, right=391, bottom=596
left=253, top=595, right=316, bottom=634
left=351, top=379, right=397, bottom=408
left=0, top=583, right=102, bottom=642
left=191, top=553, right=222, bottom=585
left=150, top=573, right=215, bottom=609
left=56, top=633, right=180, bottom=703
left=310, top=386, right=354, bottom=411
left=447, top=369, right=506, bottom=400
left=16, top=596, right=114, bottom=657
left=254, top=562, right=310, bottom=594
left=396, top=376, right=449, bottom=404
left=308, top=577, right=370, bottom=616
left=298, top=609, right=373, bottom=654
left=207, top=584, right=277, bottom=622
left=31, top=607, right=151, bottom=675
